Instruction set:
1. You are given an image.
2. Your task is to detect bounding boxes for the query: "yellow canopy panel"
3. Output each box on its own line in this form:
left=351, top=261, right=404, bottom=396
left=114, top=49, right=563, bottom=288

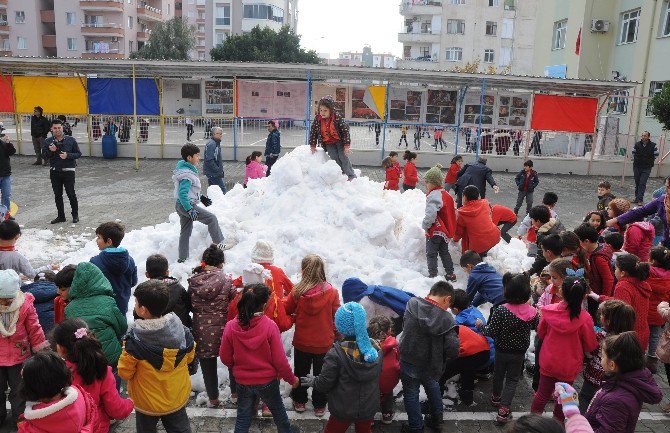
left=14, top=76, right=87, bottom=114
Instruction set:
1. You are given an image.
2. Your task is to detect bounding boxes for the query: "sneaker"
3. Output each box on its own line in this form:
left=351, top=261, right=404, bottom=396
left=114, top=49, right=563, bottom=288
left=490, top=395, right=501, bottom=408
left=495, top=407, right=512, bottom=425
left=177, top=258, right=187, bottom=263
left=217, top=239, right=237, bottom=251
left=444, top=274, right=457, bottom=282
left=382, top=413, right=394, bottom=425
left=207, top=399, right=220, bottom=408
left=293, top=402, right=306, bottom=413
left=72, top=216, right=79, bottom=223
left=50, top=217, right=66, bottom=224
left=314, top=407, right=326, bottom=418
left=261, top=403, right=272, bottom=417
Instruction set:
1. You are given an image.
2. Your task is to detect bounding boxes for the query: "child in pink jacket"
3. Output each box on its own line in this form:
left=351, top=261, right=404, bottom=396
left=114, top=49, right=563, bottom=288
left=244, top=151, right=267, bottom=187
left=220, top=284, right=299, bottom=433
left=0, top=269, right=49, bottom=427
left=54, top=318, right=133, bottom=433
left=530, top=276, right=598, bottom=422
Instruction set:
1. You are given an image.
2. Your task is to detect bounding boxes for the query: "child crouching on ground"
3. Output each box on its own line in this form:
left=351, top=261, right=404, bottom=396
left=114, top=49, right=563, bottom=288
left=422, top=164, right=457, bottom=281
left=300, top=302, right=382, bottom=433
left=367, top=316, right=400, bottom=425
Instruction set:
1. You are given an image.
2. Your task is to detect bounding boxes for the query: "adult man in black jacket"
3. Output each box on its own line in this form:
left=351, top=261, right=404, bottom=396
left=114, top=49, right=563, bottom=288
left=42, top=119, right=81, bottom=224
left=30, top=106, right=51, bottom=166
left=455, top=157, right=500, bottom=207
left=632, top=131, right=658, bottom=205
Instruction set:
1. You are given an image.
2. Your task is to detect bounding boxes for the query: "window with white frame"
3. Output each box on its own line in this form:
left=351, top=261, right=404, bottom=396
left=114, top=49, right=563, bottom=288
left=446, top=19, right=465, bottom=34
left=499, top=47, right=512, bottom=66
left=67, top=38, right=77, bottom=50
left=215, top=4, right=231, bottom=25
left=501, top=18, right=514, bottom=38
left=127, top=16, right=133, bottom=28
left=485, top=21, right=497, bottom=36
left=609, top=90, right=628, bottom=114
left=129, top=40, right=133, bottom=52
left=647, top=81, right=666, bottom=116
left=66, top=12, right=76, bottom=25
left=445, top=47, right=463, bottom=61
left=243, top=4, right=284, bottom=23
left=489, top=0, right=499, bottom=6
left=17, top=36, right=26, bottom=49
left=663, top=2, right=670, bottom=37
left=619, top=9, right=640, bottom=44
left=420, top=46, right=430, bottom=57
left=2, top=39, right=10, bottom=50
left=449, top=0, right=465, bottom=4
left=484, top=49, right=495, bottom=63
left=552, top=20, right=567, bottom=49
left=215, top=31, right=227, bottom=45
left=15, top=11, right=25, bottom=23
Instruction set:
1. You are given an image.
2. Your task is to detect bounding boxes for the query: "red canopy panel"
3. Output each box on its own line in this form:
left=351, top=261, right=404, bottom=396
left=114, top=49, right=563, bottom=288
left=530, top=94, right=598, bottom=133
left=0, top=76, right=14, bottom=112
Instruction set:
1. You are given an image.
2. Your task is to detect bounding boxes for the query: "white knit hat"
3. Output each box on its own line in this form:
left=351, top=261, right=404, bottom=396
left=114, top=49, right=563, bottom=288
left=242, top=263, right=272, bottom=285
left=0, top=269, right=20, bottom=299
left=251, top=240, right=274, bottom=264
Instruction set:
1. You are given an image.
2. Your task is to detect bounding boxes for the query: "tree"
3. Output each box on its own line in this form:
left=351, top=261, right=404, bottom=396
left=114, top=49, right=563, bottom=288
left=210, top=25, right=320, bottom=63
left=649, top=82, right=670, bottom=131
left=130, top=18, right=195, bottom=60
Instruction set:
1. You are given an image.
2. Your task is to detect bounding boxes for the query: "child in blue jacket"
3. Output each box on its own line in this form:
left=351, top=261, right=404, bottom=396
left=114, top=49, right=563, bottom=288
left=460, top=250, right=506, bottom=307
left=264, top=120, right=281, bottom=176
left=451, top=289, right=494, bottom=366
left=514, top=160, right=539, bottom=216
left=20, top=271, right=58, bottom=335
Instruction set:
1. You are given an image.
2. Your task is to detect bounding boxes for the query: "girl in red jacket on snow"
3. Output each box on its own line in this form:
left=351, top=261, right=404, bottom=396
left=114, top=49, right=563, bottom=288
left=590, top=254, right=652, bottom=353
left=647, top=246, right=670, bottom=373
left=402, top=151, right=418, bottom=191
left=530, top=276, right=598, bottom=422
left=54, top=318, right=133, bottom=433
left=285, top=254, right=340, bottom=417
left=444, top=155, right=463, bottom=193
left=367, top=316, right=400, bottom=425
left=382, top=152, right=402, bottom=191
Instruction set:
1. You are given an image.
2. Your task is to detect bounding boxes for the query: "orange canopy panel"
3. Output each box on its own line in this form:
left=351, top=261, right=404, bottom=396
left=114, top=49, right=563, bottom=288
left=13, top=76, right=87, bottom=114
left=0, top=76, right=13, bottom=112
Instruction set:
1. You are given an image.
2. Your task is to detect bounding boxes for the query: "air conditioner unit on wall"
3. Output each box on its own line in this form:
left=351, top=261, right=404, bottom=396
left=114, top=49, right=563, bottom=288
left=111, top=37, right=118, bottom=42
left=591, top=19, right=610, bottom=32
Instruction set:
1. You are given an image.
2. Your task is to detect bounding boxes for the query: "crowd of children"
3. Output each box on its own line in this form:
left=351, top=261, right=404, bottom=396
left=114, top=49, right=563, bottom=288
left=3, top=151, right=670, bottom=433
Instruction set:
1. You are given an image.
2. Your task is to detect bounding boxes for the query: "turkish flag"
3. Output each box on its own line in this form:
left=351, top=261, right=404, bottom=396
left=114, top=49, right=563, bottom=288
left=575, top=28, right=581, bottom=55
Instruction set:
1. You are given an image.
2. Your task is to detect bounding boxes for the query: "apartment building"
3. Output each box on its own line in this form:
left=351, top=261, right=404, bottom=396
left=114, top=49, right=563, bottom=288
left=324, top=47, right=397, bottom=68
left=397, top=0, right=537, bottom=74
left=532, top=0, right=670, bottom=138
left=0, top=0, right=175, bottom=58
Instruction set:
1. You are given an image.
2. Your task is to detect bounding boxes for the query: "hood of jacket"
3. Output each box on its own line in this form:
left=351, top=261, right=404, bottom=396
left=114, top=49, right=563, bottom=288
left=472, top=262, right=499, bottom=278
left=126, top=312, right=193, bottom=371
left=94, top=248, right=134, bottom=274
left=618, top=276, right=652, bottom=299
left=405, top=297, right=456, bottom=336
left=601, top=368, right=663, bottom=405
left=174, top=159, right=197, bottom=174
left=336, top=339, right=382, bottom=381
left=650, top=266, right=670, bottom=280
left=68, top=262, right=114, bottom=301
left=540, top=301, right=586, bottom=334
left=21, top=280, right=58, bottom=303
left=457, top=198, right=491, bottom=220
left=227, top=315, right=274, bottom=352
left=630, top=221, right=655, bottom=236
left=538, top=218, right=563, bottom=235
left=380, top=335, right=398, bottom=357
left=298, top=282, right=336, bottom=316
left=22, top=386, right=95, bottom=433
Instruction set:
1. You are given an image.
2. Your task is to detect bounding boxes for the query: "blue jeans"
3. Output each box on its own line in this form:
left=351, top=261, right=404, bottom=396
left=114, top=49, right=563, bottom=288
left=235, top=380, right=291, bottom=433
left=633, top=166, right=652, bottom=203
left=649, top=325, right=663, bottom=357
left=207, top=176, right=227, bottom=194
left=0, top=176, right=10, bottom=212
left=400, top=360, right=443, bottom=430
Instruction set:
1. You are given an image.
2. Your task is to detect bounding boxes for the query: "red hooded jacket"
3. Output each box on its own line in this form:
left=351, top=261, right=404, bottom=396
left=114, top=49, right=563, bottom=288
left=647, top=266, right=670, bottom=326
left=385, top=163, right=402, bottom=191
left=403, top=162, right=418, bottom=187
left=424, top=188, right=456, bottom=240
left=454, top=198, right=501, bottom=253
left=19, top=386, right=97, bottom=433
left=491, top=204, right=517, bottom=225
left=379, top=335, right=400, bottom=396
left=284, top=282, right=340, bottom=354
left=623, top=221, right=655, bottom=262
left=444, top=163, right=460, bottom=184
left=586, top=244, right=614, bottom=296
left=600, top=276, right=652, bottom=350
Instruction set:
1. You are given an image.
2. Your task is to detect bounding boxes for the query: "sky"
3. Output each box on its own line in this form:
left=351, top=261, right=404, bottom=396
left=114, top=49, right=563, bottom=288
left=297, top=0, right=403, bottom=58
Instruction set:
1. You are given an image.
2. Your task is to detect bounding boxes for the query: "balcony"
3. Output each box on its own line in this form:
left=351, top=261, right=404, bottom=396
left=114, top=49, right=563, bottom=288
left=0, top=0, right=7, bottom=7
left=398, top=32, right=440, bottom=43
left=0, top=21, right=9, bottom=35
left=42, top=34, right=56, bottom=48
left=82, top=50, right=124, bottom=59
left=0, top=50, right=11, bottom=56
left=80, top=0, right=124, bottom=12
left=81, top=23, right=124, bottom=37
left=196, top=17, right=205, bottom=24
left=399, top=0, right=442, bottom=15
left=40, top=10, right=55, bottom=23
left=136, top=30, right=150, bottom=40
left=397, top=58, right=441, bottom=70
left=137, top=3, right=162, bottom=21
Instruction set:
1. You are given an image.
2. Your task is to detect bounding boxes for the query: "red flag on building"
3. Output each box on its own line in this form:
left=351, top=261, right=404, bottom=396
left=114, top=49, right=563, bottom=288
left=575, top=28, right=581, bottom=55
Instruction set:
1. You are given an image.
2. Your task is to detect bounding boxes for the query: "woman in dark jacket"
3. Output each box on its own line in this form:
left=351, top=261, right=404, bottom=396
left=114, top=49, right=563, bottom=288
left=308, top=96, right=356, bottom=180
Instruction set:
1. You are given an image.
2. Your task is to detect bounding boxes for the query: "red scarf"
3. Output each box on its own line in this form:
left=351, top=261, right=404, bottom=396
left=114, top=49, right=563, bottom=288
left=0, top=245, right=15, bottom=251
left=319, top=115, right=341, bottom=144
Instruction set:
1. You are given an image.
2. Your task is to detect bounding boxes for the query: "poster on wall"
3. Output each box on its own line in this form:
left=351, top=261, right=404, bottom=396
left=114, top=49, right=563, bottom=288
left=462, top=90, right=495, bottom=126
left=351, top=87, right=381, bottom=120
left=425, top=89, right=457, bottom=124
left=162, top=80, right=202, bottom=116
left=237, top=80, right=274, bottom=118
left=497, top=93, right=531, bottom=129
left=204, top=80, right=234, bottom=114
left=388, top=88, right=423, bottom=123
left=273, top=81, right=307, bottom=119
left=312, top=83, right=347, bottom=118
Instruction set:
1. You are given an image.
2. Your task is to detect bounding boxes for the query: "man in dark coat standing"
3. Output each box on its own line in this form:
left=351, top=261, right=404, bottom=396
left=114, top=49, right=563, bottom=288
left=632, top=131, right=658, bottom=205
left=455, top=157, right=500, bottom=207
left=43, top=119, right=81, bottom=224
left=0, top=132, right=16, bottom=217
left=30, top=106, right=51, bottom=166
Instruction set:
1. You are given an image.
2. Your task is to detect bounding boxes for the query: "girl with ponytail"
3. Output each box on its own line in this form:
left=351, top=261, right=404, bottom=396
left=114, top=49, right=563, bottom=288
left=220, top=284, right=299, bottom=433
left=53, top=318, right=133, bottom=432
left=244, top=151, right=266, bottom=187
left=530, top=276, right=598, bottom=422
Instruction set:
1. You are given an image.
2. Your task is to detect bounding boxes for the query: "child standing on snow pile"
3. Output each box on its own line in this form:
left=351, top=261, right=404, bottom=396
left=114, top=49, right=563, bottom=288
left=453, top=186, right=501, bottom=256
left=382, top=152, right=402, bottom=191
left=244, top=151, right=267, bottom=187
left=144, top=254, right=192, bottom=328
left=367, top=316, right=400, bottom=425
left=0, top=269, right=49, bottom=428
left=285, top=254, right=340, bottom=417
left=513, top=159, right=539, bottom=216
left=422, top=164, right=457, bottom=281
left=90, top=221, right=138, bottom=315
left=402, top=151, right=418, bottom=191
left=309, top=96, right=356, bottom=180
left=188, top=244, right=236, bottom=409
left=300, top=302, right=382, bottom=433
left=460, top=250, right=506, bottom=308
left=0, top=220, right=58, bottom=280
left=173, top=143, right=225, bottom=263
left=118, top=280, right=197, bottom=433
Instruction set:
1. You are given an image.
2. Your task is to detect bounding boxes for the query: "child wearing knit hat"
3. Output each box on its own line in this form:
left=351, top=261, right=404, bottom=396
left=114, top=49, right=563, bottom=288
left=422, top=164, right=457, bottom=281
left=299, top=302, right=382, bottom=433
left=251, top=240, right=294, bottom=297
left=0, top=269, right=49, bottom=427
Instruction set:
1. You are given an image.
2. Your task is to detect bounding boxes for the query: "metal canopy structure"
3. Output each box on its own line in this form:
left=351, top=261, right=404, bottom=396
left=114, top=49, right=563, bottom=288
left=0, top=57, right=636, bottom=95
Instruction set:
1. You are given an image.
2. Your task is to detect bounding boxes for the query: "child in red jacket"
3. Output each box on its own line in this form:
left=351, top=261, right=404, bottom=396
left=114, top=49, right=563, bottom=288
left=402, top=151, right=418, bottom=191
left=647, top=246, right=670, bottom=373
left=54, top=318, right=133, bottom=432
left=453, top=185, right=501, bottom=255
left=285, top=254, right=340, bottom=417
left=382, top=152, right=402, bottom=191
left=530, top=276, right=598, bottom=422
left=367, top=316, right=399, bottom=425
left=491, top=204, right=517, bottom=244
left=444, top=155, right=462, bottom=193
left=422, top=165, right=457, bottom=281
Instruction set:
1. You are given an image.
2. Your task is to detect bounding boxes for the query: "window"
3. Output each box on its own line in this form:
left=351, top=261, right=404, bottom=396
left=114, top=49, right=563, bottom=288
left=488, top=0, right=499, bottom=6
left=127, top=16, right=133, bottom=28
left=403, top=45, right=411, bottom=59
left=215, top=4, right=230, bottom=25
left=85, top=15, right=103, bottom=26
left=67, top=38, right=77, bottom=50
left=552, top=20, right=567, bottom=49
left=420, top=46, right=430, bottom=57
left=0, top=14, right=6, bottom=24
left=501, top=18, right=514, bottom=38
left=484, top=49, right=495, bottom=63
left=15, top=11, right=25, bottom=24
left=449, top=0, right=465, bottom=4
left=499, top=47, right=512, bottom=66
left=17, top=36, right=26, bottom=49
left=647, top=81, right=666, bottom=116
left=66, top=12, right=76, bottom=25
left=619, top=9, right=640, bottom=44
left=446, top=19, right=465, bottom=34
left=167, top=4, right=170, bottom=14
left=609, top=90, right=628, bottom=114
left=243, top=4, right=284, bottom=23
left=2, top=39, right=10, bottom=50
left=504, top=0, right=515, bottom=10
left=188, top=11, right=194, bottom=18
left=485, top=21, right=497, bottom=36
left=189, top=0, right=194, bottom=3
left=129, top=40, right=134, bottom=52
left=663, top=2, right=670, bottom=37
left=215, top=31, right=226, bottom=45
left=445, top=47, right=463, bottom=61
left=420, top=20, right=431, bottom=33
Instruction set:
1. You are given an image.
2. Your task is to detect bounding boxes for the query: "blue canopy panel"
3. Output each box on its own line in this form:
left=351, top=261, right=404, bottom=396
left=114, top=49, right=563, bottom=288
left=88, top=78, right=159, bottom=115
